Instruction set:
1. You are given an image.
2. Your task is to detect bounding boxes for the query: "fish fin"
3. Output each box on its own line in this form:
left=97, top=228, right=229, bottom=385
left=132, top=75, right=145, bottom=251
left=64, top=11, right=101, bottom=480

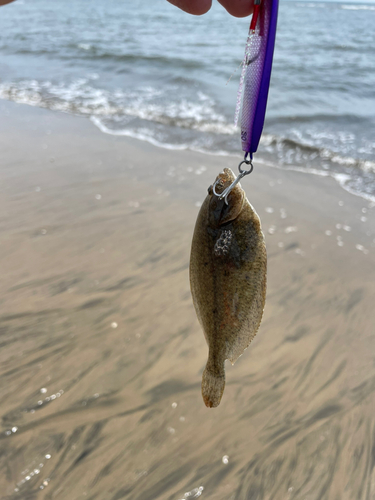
left=227, top=293, right=266, bottom=365
left=227, top=329, right=258, bottom=365
left=202, top=365, right=225, bottom=408
left=228, top=238, right=267, bottom=365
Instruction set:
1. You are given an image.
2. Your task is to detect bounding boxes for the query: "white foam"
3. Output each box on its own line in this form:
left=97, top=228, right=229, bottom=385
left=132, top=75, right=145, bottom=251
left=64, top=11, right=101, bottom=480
left=298, top=2, right=326, bottom=7
left=1, top=79, right=375, bottom=204
left=78, top=43, right=92, bottom=51
left=332, top=173, right=375, bottom=204
left=0, top=79, right=233, bottom=135
left=114, top=128, right=375, bottom=204
left=341, top=4, right=375, bottom=10
left=263, top=162, right=375, bottom=204
left=91, top=117, right=189, bottom=150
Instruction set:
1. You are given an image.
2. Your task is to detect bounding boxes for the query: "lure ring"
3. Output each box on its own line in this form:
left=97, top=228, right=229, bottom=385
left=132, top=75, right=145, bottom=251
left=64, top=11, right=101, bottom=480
left=238, top=159, right=253, bottom=176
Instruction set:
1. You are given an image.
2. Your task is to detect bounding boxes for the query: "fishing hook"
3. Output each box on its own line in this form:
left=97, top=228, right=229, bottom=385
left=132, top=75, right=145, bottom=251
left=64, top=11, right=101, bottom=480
left=213, top=153, right=253, bottom=205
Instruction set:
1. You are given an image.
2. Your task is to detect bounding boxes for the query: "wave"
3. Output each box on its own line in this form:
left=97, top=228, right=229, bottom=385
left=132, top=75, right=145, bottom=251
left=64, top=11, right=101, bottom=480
left=341, top=4, right=375, bottom=10
left=267, top=113, right=366, bottom=126
left=3, top=44, right=205, bottom=70
left=79, top=52, right=205, bottom=70
left=90, top=116, right=190, bottom=151
left=264, top=161, right=375, bottom=204
left=294, top=2, right=328, bottom=8
left=293, top=1, right=375, bottom=11
left=1, top=77, right=374, bottom=201
left=0, top=78, right=235, bottom=135
left=0, top=78, right=372, bottom=172
left=263, top=134, right=375, bottom=173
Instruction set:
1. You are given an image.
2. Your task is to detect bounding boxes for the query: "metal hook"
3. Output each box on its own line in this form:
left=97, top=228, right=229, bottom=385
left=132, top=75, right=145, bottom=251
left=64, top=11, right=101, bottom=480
left=212, top=154, right=253, bottom=205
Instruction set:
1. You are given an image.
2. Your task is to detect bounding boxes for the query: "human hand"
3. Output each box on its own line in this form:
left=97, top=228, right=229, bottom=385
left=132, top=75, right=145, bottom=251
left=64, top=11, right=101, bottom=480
left=0, top=0, right=253, bottom=16
left=166, top=0, right=254, bottom=17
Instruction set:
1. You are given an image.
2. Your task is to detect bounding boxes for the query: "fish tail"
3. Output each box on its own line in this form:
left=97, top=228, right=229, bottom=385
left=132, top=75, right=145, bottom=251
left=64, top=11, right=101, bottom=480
left=201, top=361, right=225, bottom=408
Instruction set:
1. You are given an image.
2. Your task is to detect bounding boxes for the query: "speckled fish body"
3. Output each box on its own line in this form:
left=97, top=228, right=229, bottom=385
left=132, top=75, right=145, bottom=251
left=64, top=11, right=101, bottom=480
left=190, top=168, right=267, bottom=408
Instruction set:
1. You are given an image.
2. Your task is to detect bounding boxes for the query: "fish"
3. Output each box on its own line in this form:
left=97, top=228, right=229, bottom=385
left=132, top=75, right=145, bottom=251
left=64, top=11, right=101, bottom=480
left=190, top=168, right=267, bottom=408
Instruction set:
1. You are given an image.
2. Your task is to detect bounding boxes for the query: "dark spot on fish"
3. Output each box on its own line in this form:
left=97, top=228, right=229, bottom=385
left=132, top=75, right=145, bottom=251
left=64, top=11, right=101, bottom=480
left=214, top=229, right=232, bottom=256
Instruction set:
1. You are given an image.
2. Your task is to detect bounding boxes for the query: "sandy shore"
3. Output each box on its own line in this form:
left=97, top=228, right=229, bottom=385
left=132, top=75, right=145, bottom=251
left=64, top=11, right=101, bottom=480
left=1, top=99, right=374, bottom=500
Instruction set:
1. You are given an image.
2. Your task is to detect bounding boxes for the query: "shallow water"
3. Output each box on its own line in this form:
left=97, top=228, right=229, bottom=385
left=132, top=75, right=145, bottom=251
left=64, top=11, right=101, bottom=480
left=0, top=0, right=375, bottom=199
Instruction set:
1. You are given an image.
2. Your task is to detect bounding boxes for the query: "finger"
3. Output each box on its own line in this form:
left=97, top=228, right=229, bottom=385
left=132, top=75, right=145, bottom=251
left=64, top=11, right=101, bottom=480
left=217, top=0, right=254, bottom=18
left=166, top=0, right=212, bottom=15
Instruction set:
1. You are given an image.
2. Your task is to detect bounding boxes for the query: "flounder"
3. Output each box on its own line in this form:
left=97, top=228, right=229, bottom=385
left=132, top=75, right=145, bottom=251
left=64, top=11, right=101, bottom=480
left=190, top=168, right=267, bottom=408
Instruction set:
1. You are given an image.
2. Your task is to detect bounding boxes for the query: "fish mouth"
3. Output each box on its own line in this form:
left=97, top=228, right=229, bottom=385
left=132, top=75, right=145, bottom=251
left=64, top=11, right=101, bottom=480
left=212, top=167, right=243, bottom=205
left=212, top=168, right=236, bottom=195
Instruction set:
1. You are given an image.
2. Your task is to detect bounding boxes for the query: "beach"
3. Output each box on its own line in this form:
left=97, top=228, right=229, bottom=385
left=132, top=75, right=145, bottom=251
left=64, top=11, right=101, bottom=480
left=1, top=98, right=374, bottom=499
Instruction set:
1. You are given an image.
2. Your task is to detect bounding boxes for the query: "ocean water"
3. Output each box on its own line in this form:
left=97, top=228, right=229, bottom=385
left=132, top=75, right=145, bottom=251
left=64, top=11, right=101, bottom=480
left=0, top=0, right=375, bottom=199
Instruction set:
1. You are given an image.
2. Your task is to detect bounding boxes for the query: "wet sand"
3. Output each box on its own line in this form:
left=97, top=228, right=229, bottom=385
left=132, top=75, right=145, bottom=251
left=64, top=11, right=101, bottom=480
left=1, top=99, right=375, bottom=500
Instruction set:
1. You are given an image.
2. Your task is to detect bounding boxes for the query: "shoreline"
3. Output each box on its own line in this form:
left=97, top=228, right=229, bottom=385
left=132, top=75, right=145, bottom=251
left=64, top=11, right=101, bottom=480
left=91, top=113, right=375, bottom=205
left=1, top=98, right=375, bottom=499
left=1, top=94, right=375, bottom=205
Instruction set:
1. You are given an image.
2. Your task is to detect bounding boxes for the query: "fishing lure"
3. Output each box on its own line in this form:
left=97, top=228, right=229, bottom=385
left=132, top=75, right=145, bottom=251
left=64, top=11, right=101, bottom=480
left=236, top=0, right=279, bottom=159
left=217, top=0, right=279, bottom=203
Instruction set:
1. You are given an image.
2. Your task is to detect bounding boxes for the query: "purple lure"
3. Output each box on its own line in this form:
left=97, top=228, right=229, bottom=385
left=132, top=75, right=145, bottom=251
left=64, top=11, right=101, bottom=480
left=235, top=0, right=279, bottom=157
